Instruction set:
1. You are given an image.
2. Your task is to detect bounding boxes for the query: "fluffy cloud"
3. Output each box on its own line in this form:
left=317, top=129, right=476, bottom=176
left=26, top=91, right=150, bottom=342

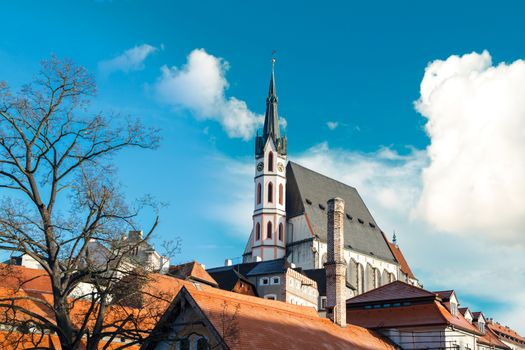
left=154, top=49, right=263, bottom=140
left=99, top=44, right=158, bottom=75
left=415, top=51, right=525, bottom=244
left=326, top=121, right=339, bottom=130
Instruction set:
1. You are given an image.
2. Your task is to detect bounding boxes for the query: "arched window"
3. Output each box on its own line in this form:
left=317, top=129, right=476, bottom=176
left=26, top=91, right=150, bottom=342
left=279, top=184, right=283, bottom=205
left=278, top=223, right=283, bottom=241
left=268, top=151, right=274, bottom=171
left=255, top=223, right=261, bottom=241
left=267, top=221, right=273, bottom=239
left=257, top=183, right=262, bottom=204
left=268, top=182, right=273, bottom=203
left=358, top=264, right=365, bottom=294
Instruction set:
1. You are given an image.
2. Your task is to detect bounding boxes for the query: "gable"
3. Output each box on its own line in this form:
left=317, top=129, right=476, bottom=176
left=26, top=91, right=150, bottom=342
left=286, top=162, right=396, bottom=262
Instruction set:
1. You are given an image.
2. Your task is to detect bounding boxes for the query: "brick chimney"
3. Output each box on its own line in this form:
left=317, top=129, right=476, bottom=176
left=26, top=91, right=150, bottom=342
left=325, top=197, right=347, bottom=327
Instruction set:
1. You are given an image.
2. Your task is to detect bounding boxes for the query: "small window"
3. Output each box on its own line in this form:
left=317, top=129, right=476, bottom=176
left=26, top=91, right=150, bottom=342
left=319, top=204, right=325, bottom=210
left=255, top=223, right=261, bottom=241
left=179, top=338, right=190, bottom=350
left=257, top=183, right=262, bottom=204
left=271, top=276, right=280, bottom=285
left=479, top=322, right=485, bottom=333
left=278, top=223, right=283, bottom=241
left=320, top=297, right=327, bottom=310
left=450, top=302, right=458, bottom=316
left=358, top=218, right=364, bottom=224
left=369, top=222, right=376, bottom=228
left=197, top=338, right=209, bottom=350
left=279, top=184, right=283, bottom=205
left=268, top=182, right=273, bottom=203
left=264, top=294, right=276, bottom=300
left=268, top=151, right=274, bottom=172
left=260, top=277, right=269, bottom=286
left=305, top=198, right=312, bottom=205
left=346, top=213, right=352, bottom=220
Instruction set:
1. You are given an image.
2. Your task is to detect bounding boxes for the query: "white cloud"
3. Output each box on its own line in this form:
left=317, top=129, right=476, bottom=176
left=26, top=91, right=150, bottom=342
left=414, top=50, right=525, bottom=245
left=99, top=44, right=158, bottom=75
left=326, top=121, right=339, bottom=130
left=154, top=49, right=263, bottom=140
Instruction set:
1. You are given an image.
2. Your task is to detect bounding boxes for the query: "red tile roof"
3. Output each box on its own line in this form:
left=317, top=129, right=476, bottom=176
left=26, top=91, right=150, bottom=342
left=346, top=281, right=481, bottom=335
left=487, top=320, right=525, bottom=346
left=181, top=285, right=397, bottom=350
left=168, top=261, right=218, bottom=287
left=347, top=281, right=436, bottom=305
left=478, top=327, right=511, bottom=349
left=387, top=242, right=415, bottom=279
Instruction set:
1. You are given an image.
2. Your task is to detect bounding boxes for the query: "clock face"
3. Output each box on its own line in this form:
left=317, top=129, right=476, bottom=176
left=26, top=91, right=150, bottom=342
left=257, top=162, right=264, bottom=171
left=277, top=162, right=284, bottom=172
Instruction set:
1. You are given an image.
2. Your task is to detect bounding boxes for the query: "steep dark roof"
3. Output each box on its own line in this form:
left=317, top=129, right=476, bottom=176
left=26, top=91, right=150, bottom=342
left=303, top=268, right=356, bottom=296
left=286, top=162, right=396, bottom=262
left=206, top=258, right=289, bottom=278
left=208, top=269, right=254, bottom=292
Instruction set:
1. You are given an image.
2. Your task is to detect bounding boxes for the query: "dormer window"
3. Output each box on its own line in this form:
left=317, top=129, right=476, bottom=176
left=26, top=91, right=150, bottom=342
left=450, top=302, right=458, bottom=316
left=479, top=321, right=485, bottom=333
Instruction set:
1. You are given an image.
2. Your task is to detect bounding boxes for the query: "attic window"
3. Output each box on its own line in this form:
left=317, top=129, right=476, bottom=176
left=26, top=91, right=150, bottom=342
left=305, top=198, right=312, bottom=205
left=358, top=218, right=364, bottom=224
left=346, top=213, right=352, bottom=220
left=319, top=204, right=326, bottom=210
left=369, top=222, right=376, bottom=228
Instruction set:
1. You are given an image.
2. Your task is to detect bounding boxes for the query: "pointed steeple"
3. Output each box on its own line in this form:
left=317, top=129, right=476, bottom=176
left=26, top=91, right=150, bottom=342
left=263, top=57, right=280, bottom=141
left=255, top=56, right=287, bottom=157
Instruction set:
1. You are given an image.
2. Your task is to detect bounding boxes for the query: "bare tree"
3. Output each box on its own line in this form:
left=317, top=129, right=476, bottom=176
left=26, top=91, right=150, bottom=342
left=0, top=56, right=172, bottom=349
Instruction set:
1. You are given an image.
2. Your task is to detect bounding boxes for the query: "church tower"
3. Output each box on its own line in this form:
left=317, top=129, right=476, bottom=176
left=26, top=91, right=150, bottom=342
left=251, top=58, right=287, bottom=262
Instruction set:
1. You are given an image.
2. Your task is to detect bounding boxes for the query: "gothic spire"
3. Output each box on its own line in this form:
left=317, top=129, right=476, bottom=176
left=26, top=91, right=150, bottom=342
left=263, top=57, right=280, bottom=141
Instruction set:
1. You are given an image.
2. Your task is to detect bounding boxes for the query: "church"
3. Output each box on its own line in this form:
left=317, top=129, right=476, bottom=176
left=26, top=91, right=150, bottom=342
left=241, top=59, right=421, bottom=297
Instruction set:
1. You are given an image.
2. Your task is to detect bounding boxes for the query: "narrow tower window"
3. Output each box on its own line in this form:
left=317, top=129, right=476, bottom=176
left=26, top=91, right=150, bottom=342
left=268, top=182, right=273, bottom=203
left=278, top=223, right=283, bottom=241
left=279, top=184, right=283, bottom=205
left=257, top=183, right=262, bottom=204
left=268, top=151, right=274, bottom=172
left=256, top=223, right=261, bottom=241
left=267, top=221, right=273, bottom=239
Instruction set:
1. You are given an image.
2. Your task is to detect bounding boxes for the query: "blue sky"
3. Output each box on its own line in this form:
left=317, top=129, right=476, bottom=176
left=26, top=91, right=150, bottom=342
left=2, top=0, right=525, bottom=331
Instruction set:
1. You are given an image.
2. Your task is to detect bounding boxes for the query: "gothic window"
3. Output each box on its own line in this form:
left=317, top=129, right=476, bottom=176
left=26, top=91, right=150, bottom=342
left=257, top=183, right=262, bottom=204
left=268, top=151, right=274, bottom=171
left=255, top=223, right=261, bottom=241
left=374, top=268, right=381, bottom=288
left=179, top=338, right=190, bottom=350
left=268, top=182, right=273, bottom=203
left=278, top=223, right=283, bottom=241
left=350, top=259, right=358, bottom=291
left=366, top=264, right=374, bottom=292
left=382, top=270, right=389, bottom=286
left=279, top=183, right=283, bottom=205
left=267, top=221, right=273, bottom=239
left=358, top=263, right=365, bottom=294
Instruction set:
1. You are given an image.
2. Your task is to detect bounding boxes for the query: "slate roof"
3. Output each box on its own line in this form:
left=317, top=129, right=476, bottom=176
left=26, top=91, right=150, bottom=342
left=207, top=268, right=254, bottom=292
left=286, top=162, right=396, bottom=263
left=302, top=268, right=356, bottom=295
left=207, top=258, right=290, bottom=278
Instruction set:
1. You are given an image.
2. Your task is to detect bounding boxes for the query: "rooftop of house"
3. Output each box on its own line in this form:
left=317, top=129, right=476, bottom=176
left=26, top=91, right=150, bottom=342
left=148, top=279, right=398, bottom=350
left=487, top=319, right=525, bottom=346
left=168, top=261, right=218, bottom=287
left=207, top=268, right=255, bottom=293
left=346, top=281, right=481, bottom=335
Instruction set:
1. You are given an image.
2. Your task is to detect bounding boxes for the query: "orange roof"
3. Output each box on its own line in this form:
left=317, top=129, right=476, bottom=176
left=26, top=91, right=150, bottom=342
left=478, top=327, right=511, bottom=349
left=387, top=242, right=415, bottom=279
left=0, top=264, right=52, bottom=294
left=487, top=320, right=525, bottom=346
left=168, top=261, right=218, bottom=287
left=177, top=284, right=397, bottom=350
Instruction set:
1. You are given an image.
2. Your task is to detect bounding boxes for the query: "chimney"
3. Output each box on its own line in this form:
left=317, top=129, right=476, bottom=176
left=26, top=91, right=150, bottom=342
left=325, top=197, right=346, bottom=327
left=225, top=259, right=233, bottom=266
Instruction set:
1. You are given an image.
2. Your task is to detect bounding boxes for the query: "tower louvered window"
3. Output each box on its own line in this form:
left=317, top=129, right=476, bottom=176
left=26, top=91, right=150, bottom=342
left=257, top=183, right=262, bottom=204
left=279, top=184, right=283, bottom=204
left=268, top=182, right=273, bottom=203
left=267, top=221, right=273, bottom=239
left=268, top=151, right=274, bottom=171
